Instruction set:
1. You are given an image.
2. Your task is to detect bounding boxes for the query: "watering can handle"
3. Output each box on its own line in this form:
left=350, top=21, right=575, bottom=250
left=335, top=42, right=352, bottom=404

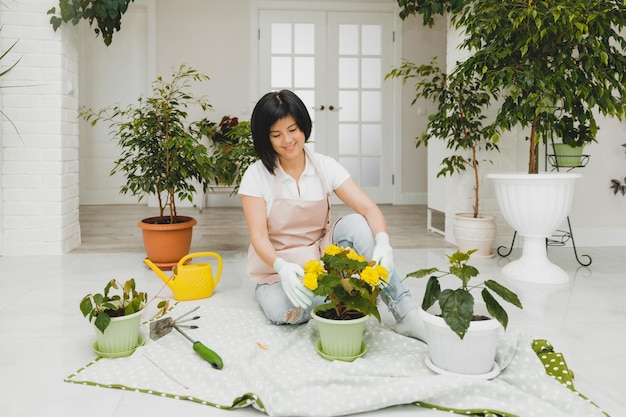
left=178, top=252, right=223, bottom=284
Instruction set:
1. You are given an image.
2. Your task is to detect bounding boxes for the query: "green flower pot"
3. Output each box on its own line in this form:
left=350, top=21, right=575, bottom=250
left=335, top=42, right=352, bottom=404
left=312, top=304, right=368, bottom=361
left=93, top=308, right=143, bottom=357
left=553, top=143, right=584, bottom=168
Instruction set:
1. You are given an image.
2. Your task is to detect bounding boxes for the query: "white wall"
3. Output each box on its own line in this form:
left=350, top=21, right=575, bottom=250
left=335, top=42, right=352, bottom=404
left=0, top=0, right=81, bottom=255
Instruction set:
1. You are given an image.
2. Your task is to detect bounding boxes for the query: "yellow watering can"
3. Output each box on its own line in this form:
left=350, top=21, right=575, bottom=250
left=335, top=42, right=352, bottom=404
left=144, top=252, right=223, bottom=301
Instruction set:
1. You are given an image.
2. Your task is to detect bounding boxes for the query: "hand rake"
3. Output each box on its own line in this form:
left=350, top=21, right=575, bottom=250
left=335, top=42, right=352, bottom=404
left=149, top=311, right=223, bottom=370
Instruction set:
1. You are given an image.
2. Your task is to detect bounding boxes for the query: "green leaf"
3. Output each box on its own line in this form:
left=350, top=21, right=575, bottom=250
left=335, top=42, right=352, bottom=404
left=439, top=288, right=474, bottom=339
left=481, top=288, right=508, bottom=330
left=421, top=276, right=441, bottom=311
left=93, top=313, right=111, bottom=334
left=484, top=280, right=523, bottom=309
left=79, top=297, right=93, bottom=317
left=406, top=267, right=438, bottom=279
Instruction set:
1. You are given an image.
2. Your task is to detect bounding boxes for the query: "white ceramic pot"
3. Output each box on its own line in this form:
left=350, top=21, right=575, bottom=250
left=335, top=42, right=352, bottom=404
left=453, top=213, right=496, bottom=257
left=420, top=303, right=502, bottom=375
left=487, top=172, right=580, bottom=284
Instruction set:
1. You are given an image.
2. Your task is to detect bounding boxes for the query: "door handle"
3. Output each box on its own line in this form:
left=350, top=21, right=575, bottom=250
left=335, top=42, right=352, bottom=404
left=328, top=105, right=343, bottom=111
left=311, top=105, right=325, bottom=111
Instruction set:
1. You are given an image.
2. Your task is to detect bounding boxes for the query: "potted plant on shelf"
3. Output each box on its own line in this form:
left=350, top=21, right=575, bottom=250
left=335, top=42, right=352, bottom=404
left=80, top=278, right=168, bottom=358
left=80, top=64, right=218, bottom=270
left=303, top=244, right=389, bottom=361
left=397, top=0, right=626, bottom=283
left=386, top=59, right=500, bottom=257
left=406, top=249, right=523, bottom=375
left=208, top=118, right=257, bottom=194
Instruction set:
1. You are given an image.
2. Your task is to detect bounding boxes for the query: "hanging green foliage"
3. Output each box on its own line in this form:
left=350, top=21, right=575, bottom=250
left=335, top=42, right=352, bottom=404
left=47, top=0, right=134, bottom=46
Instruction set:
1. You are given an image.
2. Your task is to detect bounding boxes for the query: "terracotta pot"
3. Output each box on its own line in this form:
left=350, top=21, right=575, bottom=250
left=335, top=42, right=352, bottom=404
left=138, top=216, right=197, bottom=270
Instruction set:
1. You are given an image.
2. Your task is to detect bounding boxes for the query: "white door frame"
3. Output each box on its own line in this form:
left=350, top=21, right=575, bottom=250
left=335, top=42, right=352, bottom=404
left=255, top=1, right=404, bottom=204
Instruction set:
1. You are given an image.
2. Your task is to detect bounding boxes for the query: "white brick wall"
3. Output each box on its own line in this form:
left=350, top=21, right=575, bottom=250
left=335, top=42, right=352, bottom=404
left=0, top=0, right=81, bottom=255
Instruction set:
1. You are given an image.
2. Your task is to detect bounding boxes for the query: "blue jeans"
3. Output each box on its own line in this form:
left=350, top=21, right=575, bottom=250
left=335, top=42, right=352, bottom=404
left=255, top=213, right=416, bottom=324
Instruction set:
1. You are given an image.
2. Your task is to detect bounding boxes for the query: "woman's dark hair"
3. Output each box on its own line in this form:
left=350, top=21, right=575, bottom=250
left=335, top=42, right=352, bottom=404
left=250, top=90, right=312, bottom=174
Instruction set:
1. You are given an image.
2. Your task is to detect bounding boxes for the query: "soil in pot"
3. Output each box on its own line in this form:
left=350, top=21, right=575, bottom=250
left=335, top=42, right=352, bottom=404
left=315, top=308, right=365, bottom=321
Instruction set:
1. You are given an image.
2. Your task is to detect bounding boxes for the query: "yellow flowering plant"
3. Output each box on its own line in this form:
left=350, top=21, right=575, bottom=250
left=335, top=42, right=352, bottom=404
left=304, top=244, right=389, bottom=321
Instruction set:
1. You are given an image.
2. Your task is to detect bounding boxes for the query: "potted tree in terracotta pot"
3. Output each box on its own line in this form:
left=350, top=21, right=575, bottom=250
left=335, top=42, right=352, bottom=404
left=397, top=0, right=626, bottom=283
left=386, top=59, right=500, bottom=257
left=81, top=64, right=218, bottom=269
left=406, top=249, right=522, bottom=375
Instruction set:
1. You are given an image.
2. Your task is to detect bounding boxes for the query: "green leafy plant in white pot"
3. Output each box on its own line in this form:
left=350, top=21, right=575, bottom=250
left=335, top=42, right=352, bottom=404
left=386, top=59, right=500, bottom=257
left=406, top=249, right=522, bottom=375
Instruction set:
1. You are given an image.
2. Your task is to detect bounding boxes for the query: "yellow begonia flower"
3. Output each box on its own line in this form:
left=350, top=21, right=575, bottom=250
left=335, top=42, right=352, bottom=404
left=375, top=264, right=389, bottom=282
left=346, top=250, right=366, bottom=262
left=303, top=272, right=319, bottom=290
left=324, top=244, right=343, bottom=256
left=360, top=266, right=380, bottom=286
left=304, top=259, right=324, bottom=275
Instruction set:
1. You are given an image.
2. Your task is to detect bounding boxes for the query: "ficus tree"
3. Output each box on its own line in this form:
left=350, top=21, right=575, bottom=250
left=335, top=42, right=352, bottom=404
left=397, top=0, right=626, bottom=174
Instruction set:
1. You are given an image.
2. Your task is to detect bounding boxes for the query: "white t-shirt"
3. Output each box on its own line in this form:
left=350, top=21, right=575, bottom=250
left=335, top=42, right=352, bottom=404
left=238, top=150, right=351, bottom=215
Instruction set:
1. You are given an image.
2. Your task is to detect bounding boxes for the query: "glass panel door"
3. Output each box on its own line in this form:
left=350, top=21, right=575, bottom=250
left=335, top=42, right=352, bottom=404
left=328, top=13, right=393, bottom=201
left=260, top=11, right=326, bottom=153
left=259, top=10, right=394, bottom=202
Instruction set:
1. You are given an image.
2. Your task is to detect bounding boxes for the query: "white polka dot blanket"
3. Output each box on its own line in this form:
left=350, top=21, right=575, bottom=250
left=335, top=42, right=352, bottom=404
left=65, top=304, right=607, bottom=417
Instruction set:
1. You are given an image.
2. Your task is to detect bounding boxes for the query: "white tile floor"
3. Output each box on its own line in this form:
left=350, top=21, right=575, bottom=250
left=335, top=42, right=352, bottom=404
left=0, top=246, right=624, bottom=416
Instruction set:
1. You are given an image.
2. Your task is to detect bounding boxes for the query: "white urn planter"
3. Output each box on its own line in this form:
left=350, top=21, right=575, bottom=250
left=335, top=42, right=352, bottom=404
left=453, top=213, right=497, bottom=258
left=487, top=172, right=581, bottom=284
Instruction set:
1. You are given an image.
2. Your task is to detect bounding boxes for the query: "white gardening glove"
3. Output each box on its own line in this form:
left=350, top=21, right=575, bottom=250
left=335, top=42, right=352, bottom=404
left=273, top=258, right=314, bottom=309
left=372, top=232, right=394, bottom=275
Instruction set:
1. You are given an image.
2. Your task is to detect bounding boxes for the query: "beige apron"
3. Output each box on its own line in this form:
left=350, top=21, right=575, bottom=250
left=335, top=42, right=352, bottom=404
left=247, top=150, right=332, bottom=284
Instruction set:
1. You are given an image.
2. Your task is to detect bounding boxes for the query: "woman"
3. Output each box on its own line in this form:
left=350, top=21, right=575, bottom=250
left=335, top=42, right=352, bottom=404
left=239, top=90, right=424, bottom=340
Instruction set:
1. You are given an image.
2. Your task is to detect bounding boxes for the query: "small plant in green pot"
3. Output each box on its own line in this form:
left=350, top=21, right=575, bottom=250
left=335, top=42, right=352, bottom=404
left=406, top=249, right=522, bottom=375
left=303, top=244, right=389, bottom=361
left=80, top=278, right=166, bottom=358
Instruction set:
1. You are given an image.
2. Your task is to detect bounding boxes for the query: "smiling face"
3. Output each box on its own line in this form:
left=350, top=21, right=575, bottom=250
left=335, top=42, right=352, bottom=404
left=269, top=115, right=306, bottom=166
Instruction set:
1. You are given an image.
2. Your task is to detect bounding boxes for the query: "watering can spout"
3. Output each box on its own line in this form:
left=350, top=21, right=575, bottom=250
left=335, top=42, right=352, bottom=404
left=144, top=252, right=223, bottom=301
left=144, top=258, right=174, bottom=288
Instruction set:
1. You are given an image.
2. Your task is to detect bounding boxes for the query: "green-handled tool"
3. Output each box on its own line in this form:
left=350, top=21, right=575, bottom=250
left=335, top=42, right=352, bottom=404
left=149, top=316, right=223, bottom=369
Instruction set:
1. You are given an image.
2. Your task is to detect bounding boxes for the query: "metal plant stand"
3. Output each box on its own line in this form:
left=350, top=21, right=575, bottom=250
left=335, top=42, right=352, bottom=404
left=497, top=140, right=592, bottom=267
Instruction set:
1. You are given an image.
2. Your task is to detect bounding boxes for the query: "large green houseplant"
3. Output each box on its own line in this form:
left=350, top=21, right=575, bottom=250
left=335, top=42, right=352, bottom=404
left=386, top=59, right=499, bottom=256
left=81, top=64, right=218, bottom=267
left=397, top=0, right=626, bottom=173
left=397, top=0, right=626, bottom=283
